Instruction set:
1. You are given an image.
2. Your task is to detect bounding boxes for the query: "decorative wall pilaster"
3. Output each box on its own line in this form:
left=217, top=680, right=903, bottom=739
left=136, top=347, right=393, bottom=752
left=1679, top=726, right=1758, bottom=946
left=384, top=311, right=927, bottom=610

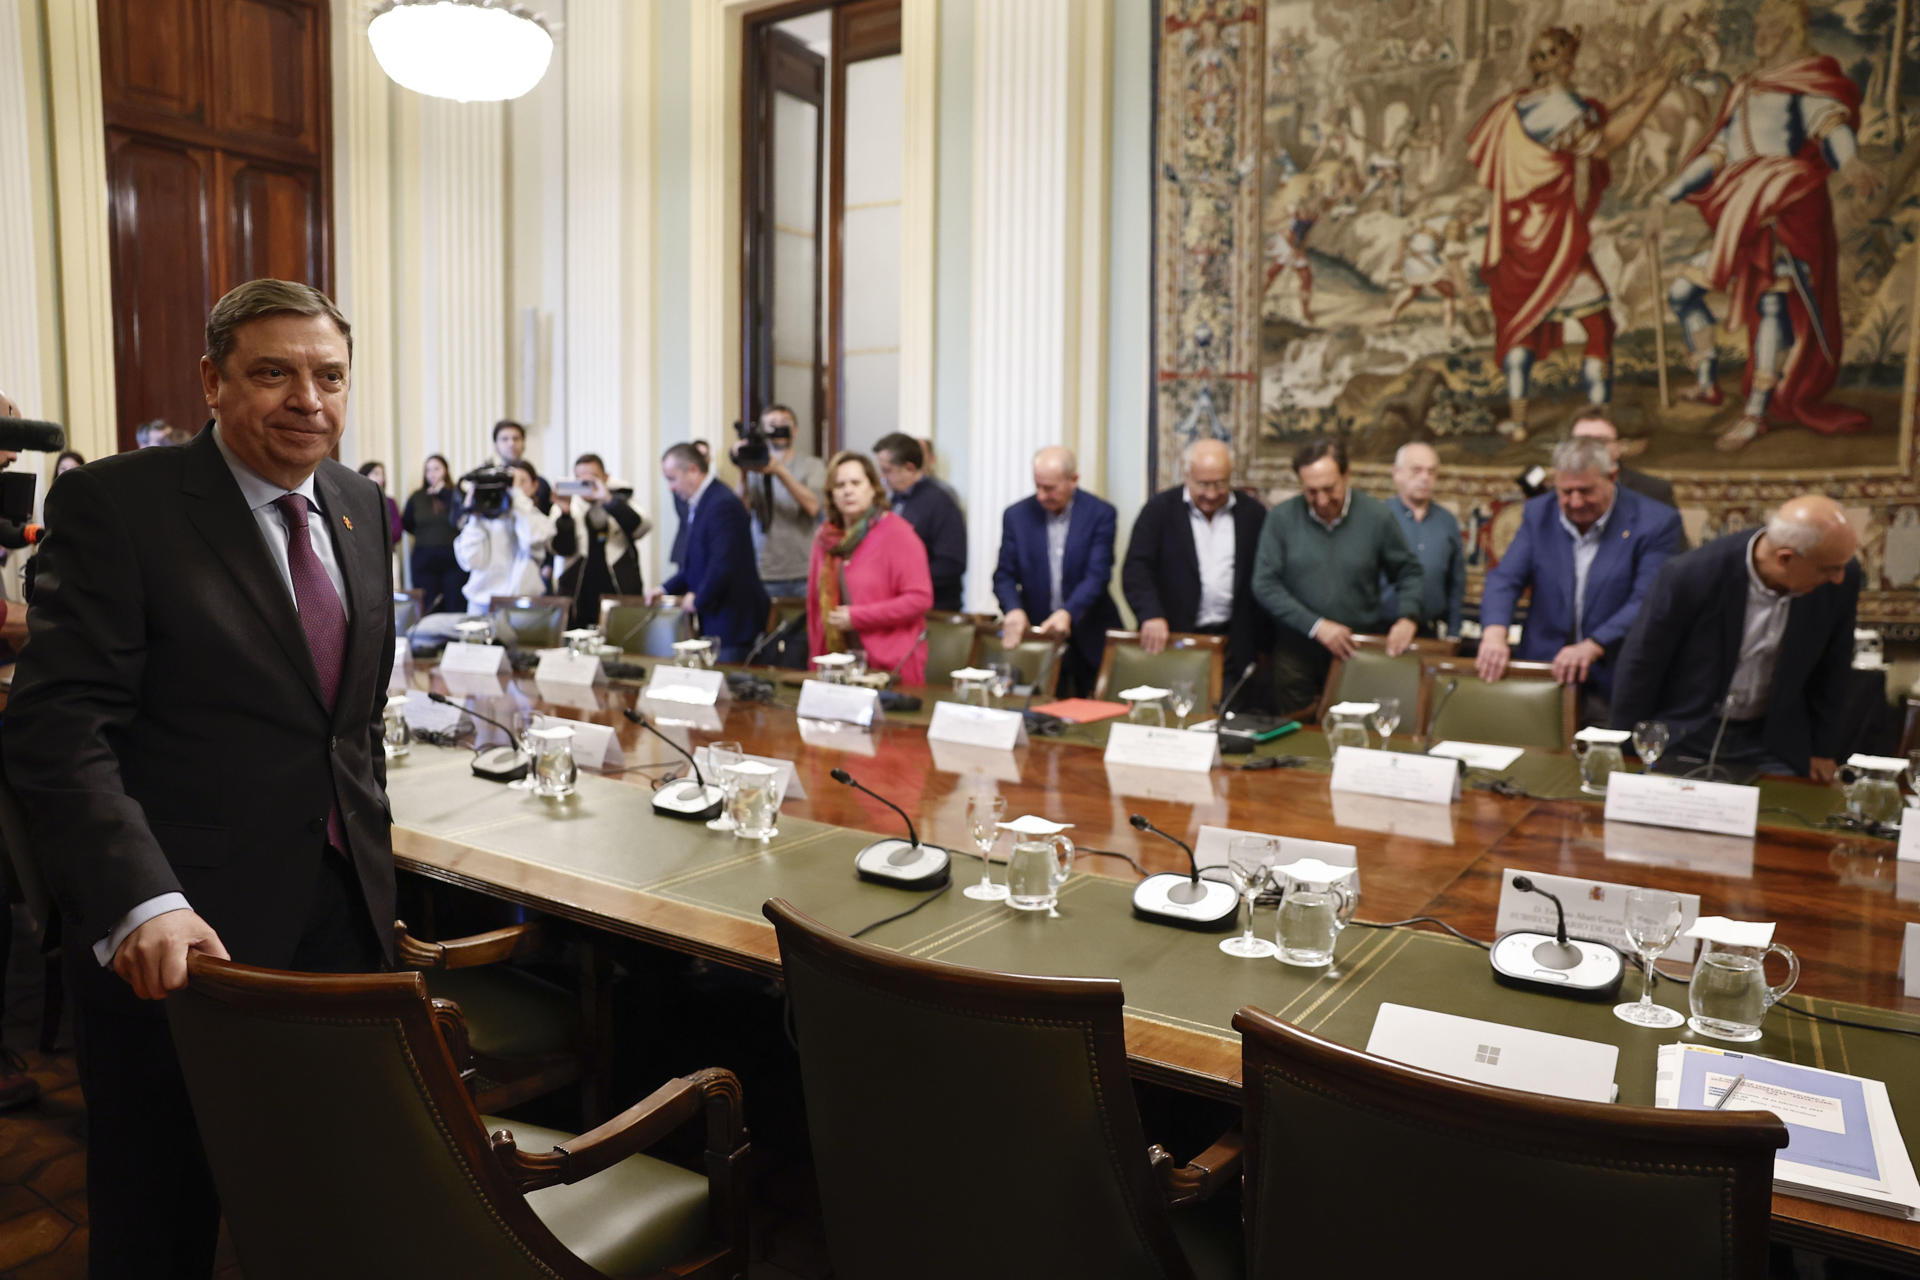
left=0, top=0, right=45, bottom=422
left=897, top=0, right=939, bottom=441
left=332, top=0, right=397, bottom=473
left=564, top=0, right=632, bottom=479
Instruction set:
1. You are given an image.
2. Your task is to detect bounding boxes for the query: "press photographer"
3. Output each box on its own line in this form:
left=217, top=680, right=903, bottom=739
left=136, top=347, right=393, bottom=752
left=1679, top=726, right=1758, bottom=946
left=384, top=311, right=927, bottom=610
left=454, top=461, right=554, bottom=612
left=552, top=452, right=650, bottom=627
left=732, top=404, right=824, bottom=599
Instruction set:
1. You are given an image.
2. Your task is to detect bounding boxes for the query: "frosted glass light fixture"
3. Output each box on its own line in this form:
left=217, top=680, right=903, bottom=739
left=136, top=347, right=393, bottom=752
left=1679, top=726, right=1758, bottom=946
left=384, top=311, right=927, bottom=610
left=368, top=0, right=555, bottom=103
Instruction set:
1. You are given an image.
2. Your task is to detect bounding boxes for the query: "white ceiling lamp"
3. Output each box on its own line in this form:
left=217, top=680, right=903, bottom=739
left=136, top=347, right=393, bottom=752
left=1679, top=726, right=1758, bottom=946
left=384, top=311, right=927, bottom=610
left=368, top=0, right=555, bottom=103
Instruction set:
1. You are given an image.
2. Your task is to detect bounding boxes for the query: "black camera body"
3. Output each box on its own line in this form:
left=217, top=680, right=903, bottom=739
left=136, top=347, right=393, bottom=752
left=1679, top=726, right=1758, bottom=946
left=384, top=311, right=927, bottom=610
left=731, top=418, right=770, bottom=471
left=461, top=465, right=514, bottom=520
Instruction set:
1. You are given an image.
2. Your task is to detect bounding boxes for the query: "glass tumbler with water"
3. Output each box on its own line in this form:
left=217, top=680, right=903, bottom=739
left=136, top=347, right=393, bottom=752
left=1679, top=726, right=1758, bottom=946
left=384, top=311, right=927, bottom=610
left=1125, top=691, right=1169, bottom=727
left=1323, top=703, right=1374, bottom=752
left=705, top=740, right=744, bottom=832
left=724, top=761, right=786, bottom=840
left=528, top=726, right=577, bottom=799
left=1688, top=937, right=1799, bottom=1042
left=1842, top=760, right=1905, bottom=826
left=1273, top=859, right=1357, bottom=967
left=1572, top=728, right=1629, bottom=795
left=382, top=693, right=412, bottom=759
left=1005, top=831, right=1074, bottom=916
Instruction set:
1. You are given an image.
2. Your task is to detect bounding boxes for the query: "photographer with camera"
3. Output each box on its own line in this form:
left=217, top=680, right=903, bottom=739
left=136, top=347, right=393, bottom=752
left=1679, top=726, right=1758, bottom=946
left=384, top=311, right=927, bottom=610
left=552, top=452, right=650, bottom=628
left=492, top=419, right=553, bottom=513
left=734, top=404, right=824, bottom=599
left=454, top=460, right=554, bottom=612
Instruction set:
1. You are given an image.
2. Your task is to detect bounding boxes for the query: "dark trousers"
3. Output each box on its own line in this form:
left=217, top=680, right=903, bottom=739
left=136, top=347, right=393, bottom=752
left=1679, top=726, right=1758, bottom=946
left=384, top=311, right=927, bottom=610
left=74, top=847, right=384, bottom=1280
left=410, top=545, right=467, bottom=617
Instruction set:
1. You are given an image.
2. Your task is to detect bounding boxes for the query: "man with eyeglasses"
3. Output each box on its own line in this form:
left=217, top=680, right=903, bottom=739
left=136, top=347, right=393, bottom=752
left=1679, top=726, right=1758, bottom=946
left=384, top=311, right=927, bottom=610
left=1122, top=438, right=1271, bottom=683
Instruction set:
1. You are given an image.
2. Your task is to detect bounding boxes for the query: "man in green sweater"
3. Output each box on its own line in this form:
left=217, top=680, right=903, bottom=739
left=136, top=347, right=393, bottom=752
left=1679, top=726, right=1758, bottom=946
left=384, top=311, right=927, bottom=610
left=1253, top=436, right=1425, bottom=713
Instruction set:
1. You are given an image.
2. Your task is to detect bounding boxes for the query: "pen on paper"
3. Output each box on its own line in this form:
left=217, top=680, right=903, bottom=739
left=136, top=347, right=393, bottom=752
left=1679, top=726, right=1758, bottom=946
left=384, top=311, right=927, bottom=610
left=1713, top=1074, right=1748, bottom=1110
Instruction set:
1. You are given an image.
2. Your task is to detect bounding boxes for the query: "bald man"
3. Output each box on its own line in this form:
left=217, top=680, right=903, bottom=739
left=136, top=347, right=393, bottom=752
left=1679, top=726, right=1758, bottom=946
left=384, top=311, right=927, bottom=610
left=993, top=445, right=1121, bottom=696
left=1121, top=439, right=1271, bottom=683
left=1612, top=495, right=1859, bottom=782
left=1379, top=442, right=1465, bottom=637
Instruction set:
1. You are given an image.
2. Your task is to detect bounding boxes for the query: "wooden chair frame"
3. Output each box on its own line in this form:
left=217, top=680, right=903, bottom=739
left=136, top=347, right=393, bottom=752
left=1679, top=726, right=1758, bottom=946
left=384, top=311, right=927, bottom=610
left=1234, top=1007, right=1784, bottom=1279
left=174, top=955, right=749, bottom=1280
left=487, top=594, right=575, bottom=648
left=1092, top=629, right=1227, bottom=707
left=1416, top=656, right=1579, bottom=749
left=1316, top=634, right=1457, bottom=724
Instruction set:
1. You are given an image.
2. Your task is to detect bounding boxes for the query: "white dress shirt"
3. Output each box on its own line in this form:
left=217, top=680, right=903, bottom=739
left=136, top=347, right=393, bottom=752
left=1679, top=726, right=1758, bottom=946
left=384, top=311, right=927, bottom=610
left=1186, top=491, right=1237, bottom=628
left=1557, top=500, right=1614, bottom=638
left=1725, top=532, right=1791, bottom=720
left=1045, top=496, right=1074, bottom=614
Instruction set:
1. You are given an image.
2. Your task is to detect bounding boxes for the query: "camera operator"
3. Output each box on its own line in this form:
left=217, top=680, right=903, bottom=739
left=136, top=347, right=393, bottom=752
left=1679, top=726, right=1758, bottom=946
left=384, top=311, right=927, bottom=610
left=552, top=452, right=650, bottom=627
left=491, top=419, right=553, bottom=513
left=454, top=461, right=554, bottom=613
left=734, top=404, right=824, bottom=599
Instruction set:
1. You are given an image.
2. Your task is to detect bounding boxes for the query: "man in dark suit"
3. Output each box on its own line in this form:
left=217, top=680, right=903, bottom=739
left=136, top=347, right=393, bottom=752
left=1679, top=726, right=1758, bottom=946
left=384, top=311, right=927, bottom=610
left=992, top=445, right=1121, bottom=697
left=655, top=442, right=770, bottom=663
left=4, top=280, right=396, bottom=1278
left=1612, top=495, right=1858, bottom=783
left=1569, top=410, right=1681, bottom=516
left=1477, top=436, right=1682, bottom=717
left=875, top=431, right=967, bottom=611
left=1121, top=438, right=1270, bottom=684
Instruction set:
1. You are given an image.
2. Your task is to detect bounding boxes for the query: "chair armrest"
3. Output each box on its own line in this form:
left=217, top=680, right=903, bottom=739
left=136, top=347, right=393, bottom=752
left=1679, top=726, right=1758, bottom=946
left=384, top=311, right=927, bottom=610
left=395, top=920, right=545, bottom=971
left=429, top=997, right=474, bottom=1077
left=491, top=1067, right=746, bottom=1193
left=1151, top=1130, right=1244, bottom=1206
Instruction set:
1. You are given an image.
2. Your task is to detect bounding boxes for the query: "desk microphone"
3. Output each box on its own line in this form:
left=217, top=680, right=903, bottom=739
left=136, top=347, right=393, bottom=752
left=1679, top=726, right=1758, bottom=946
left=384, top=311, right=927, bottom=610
left=1125, top=814, right=1239, bottom=929
left=1217, top=660, right=1258, bottom=716
left=427, top=691, right=530, bottom=782
left=1213, top=661, right=1264, bottom=754
left=829, top=768, right=950, bottom=889
left=1685, top=695, right=1737, bottom=783
left=744, top=612, right=805, bottom=667
left=621, top=708, right=725, bottom=820
left=1488, top=874, right=1623, bottom=1000
left=1424, top=677, right=1459, bottom=743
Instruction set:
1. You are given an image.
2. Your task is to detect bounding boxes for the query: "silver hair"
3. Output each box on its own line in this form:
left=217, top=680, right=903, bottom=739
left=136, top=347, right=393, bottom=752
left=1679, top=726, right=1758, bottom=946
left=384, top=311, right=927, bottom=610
left=1549, top=436, right=1614, bottom=477
left=1393, top=441, right=1438, bottom=467
left=1766, top=508, right=1829, bottom=555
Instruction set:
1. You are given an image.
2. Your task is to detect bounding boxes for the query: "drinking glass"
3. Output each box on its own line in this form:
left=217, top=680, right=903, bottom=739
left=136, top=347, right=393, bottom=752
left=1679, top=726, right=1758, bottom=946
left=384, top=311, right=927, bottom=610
left=1218, top=835, right=1280, bottom=958
left=987, top=663, right=1015, bottom=702
left=725, top=762, right=786, bottom=840
left=963, top=795, right=1009, bottom=901
left=1633, top=720, right=1669, bottom=773
left=1128, top=697, right=1168, bottom=727
left=382, top=694, right=411, bottom=760
left=1612, top=888, right=1685, bottom=1028
left=1169, top=680, right=1197, bottom=729
left=507, top=714, right=538, bottom=791
left=846, top=651, right=868, bottom=683
left=705, top=740, right=744, bottom=832
left=528, top=726, right=577, bottom=799
left=1371, top=697, right=1402, bottom=744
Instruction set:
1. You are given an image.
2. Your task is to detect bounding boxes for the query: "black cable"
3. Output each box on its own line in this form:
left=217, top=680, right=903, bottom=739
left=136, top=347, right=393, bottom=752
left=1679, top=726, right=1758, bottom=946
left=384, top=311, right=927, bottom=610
left=1076, top=846, right=1150, bottom=876
left=1350, top=915, right=1492, bottom=950
left=1778, top=999, right=1920, bottom=1038
left=849, top=881, right=951, bottom=938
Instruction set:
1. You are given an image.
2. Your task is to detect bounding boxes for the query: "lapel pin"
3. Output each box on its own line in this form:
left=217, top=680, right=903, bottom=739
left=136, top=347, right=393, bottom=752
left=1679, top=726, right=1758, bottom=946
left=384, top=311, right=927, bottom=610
left=342, top=515, right=354, bottom=531
left=1621, top=529, right=1630, bottom=539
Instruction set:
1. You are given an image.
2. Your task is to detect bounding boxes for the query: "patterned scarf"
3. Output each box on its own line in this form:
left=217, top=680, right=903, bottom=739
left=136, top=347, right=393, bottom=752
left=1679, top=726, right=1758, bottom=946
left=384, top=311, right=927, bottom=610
left=818, top=509, right=880, bottom=653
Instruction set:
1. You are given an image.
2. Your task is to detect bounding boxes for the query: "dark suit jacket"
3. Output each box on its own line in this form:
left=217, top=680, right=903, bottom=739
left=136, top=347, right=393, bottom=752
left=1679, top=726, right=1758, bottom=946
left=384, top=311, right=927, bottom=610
left=992, top=492, right=1122, bottom=668
left=1618, top=466, right=1688, bottom=549
left=3, top=429, right=397, bottom=970
left=1611, top=531, right=1859, bottom=775
left=1479, top=486, right=1682, bottom=696
left=891, top=478, right=967, bottom=611
left=662, top=482, right=770, bottom=647
left=1121, top=486, right=1271, bottom=674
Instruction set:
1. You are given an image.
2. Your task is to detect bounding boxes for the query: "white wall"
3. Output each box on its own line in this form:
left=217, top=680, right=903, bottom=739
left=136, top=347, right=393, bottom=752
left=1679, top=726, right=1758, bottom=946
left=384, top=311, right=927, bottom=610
left=838, top=52, right=904, bottom=457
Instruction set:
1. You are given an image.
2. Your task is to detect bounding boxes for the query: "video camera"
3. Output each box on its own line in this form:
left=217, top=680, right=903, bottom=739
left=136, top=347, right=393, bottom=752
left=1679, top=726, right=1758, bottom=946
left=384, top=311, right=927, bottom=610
left=731, top=418, right=770, bottom=471
left=0, top=417, right=66, bottom=523
left=460, top=465, right=514, bottom=520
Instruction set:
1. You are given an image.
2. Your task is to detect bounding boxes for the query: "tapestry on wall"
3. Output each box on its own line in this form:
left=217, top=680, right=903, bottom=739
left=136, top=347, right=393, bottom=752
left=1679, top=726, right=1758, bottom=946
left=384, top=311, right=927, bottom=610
left=1154, top=0, right=1920, bottom=624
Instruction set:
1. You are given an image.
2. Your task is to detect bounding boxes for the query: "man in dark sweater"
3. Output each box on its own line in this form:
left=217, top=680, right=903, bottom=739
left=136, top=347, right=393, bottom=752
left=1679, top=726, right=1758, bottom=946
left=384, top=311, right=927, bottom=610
left=1252, top=436, right=1424, bottom=713
left=875, top=432, right=966, bottom=611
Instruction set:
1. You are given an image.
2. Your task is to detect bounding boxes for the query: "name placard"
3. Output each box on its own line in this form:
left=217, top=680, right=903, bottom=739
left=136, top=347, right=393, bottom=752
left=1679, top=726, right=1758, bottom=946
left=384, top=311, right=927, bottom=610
left=441, top=641, right=507, bottom=675
left=530, top=714, right=625, bottom=772
left=1494, top=868, right=1702, bottom=962
left=1903, top=923, right=1919, bottom=998
left=1193, top=825, right=1358, bottom=887
left=535, top=648, right=606, bottom=686
left=644, top=666, right=730, bottom=706
left=637, top=695, right=724, bottom=734
left=927, top=700, right=1028, bottom=750
left=1898, top=808, right=1920, bottom=863
left=1603, top=772, right=1759, bottom=838
left=1103, top=723, right=1220, bottom=774
left=1329, top=746, right=1459, bottom=805
left=439, top=669, right=507, bottom=699
left=694, top=747, right=808, bottom=800
left=796, top=679, right=883, bottom=727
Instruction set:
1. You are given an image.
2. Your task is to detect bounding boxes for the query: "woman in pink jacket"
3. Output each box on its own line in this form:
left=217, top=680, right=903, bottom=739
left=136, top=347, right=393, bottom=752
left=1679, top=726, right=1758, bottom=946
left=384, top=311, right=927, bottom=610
left=807, top=451, right=934, bottom=684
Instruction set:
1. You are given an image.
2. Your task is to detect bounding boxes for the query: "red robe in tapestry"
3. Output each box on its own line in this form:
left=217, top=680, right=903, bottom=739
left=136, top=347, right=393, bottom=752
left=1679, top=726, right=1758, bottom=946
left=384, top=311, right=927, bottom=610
left=1468, top=90, right=1611, bottom=362
left=1678, top=55, right=1866, bottom=435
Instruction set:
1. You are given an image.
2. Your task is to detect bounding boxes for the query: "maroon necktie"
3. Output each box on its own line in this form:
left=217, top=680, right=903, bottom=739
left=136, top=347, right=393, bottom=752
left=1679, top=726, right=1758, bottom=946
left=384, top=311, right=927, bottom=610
left=273, top=494, right=349, bottom=849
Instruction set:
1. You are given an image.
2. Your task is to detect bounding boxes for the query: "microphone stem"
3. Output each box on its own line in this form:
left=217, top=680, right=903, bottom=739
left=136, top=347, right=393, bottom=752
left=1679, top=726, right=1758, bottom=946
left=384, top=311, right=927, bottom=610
left=622, top=709, right=707, bottom=789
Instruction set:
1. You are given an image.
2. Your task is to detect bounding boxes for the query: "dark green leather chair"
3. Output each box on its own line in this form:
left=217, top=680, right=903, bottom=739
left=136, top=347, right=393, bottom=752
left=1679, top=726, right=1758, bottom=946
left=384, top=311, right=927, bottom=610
left=489, top=594, right=572, bottom=649
left=167, top=954, right=749, bottom=1280
left=1420, top=656, right=1576, bottom=750
left=765, top=899, right=1243, bottom=1280
left=1233, top=1007, right=1785, bottom=1279
left=1316, top=635, right=1456, bottom=726
left=599, top=596, right=695, bottom=657
left=998, top=635, right=1065, bottom=698
left=921, top=611, right=987, bottom=684
left=1095, top=630, right=1225, bottom=709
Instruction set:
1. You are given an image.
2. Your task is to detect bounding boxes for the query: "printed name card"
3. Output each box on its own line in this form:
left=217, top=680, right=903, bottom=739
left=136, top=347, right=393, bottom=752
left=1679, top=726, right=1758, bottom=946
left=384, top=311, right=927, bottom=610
left=441, top=641, right=508, bottom=675
left=535, top=648, right=607, bottom=686
left=1329, top=746, right=1459, bottom=805
left=644, top=665, right=730, bottom=706
left=1604, top=772, right=1759, bottom=838
left=1494, top=868, right=1703, bottom=962
left=1103, top=723, right=1220, bottom=774
left=530, top=714, right=624, bottom=772
left=796, top=679, right=884, bottom=727
left=1903, top=923, right=1919, bottom=998
left=695, top=747, right=807, bottom=801
left=1192, top=825, right=1359, bottom=887
left=927, top=700, right=1028, bottom=750
left=1898, top=808, right=1920, bottom=863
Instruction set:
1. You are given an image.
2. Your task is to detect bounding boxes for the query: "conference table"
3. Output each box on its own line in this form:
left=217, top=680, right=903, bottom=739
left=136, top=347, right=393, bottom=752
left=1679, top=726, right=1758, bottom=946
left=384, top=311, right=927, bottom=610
left=386, top=661, right=1920, bottom=1270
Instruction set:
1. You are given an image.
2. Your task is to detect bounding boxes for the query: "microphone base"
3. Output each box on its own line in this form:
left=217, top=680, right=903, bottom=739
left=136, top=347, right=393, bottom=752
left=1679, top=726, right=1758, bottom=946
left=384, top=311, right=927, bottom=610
left=1489, top=931, right=1624, bottom=1001
left=653, top=780, right=726, bottom=821
left=1131, top=873, right=1241, bottom=930
left=472, top=746, right=531, bottom=783
left=853, top=839, right=951, bottom=890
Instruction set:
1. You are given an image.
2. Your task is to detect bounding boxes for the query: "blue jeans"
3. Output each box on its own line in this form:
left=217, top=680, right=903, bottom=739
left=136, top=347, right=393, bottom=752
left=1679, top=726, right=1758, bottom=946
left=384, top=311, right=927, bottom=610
left=762, top=577, right=808, bottom=600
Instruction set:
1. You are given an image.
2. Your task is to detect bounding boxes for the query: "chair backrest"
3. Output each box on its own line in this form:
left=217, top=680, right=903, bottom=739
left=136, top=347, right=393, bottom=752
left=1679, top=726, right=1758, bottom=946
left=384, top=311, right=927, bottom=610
left=921, top=612, right=986, bottom=683
left=764, top=899, right=1197, bottom=1280
left=166, top=957, right=607, bottom=1279
left=1418, top=657, right=1577, bottom=750
left=598, top=596, right=695, bottom=657
left=1316, top=634, right=1454, bottom=725
left=392, top=588, right=426, bottom=635
left=1000, top=635, right=1066, bottom=698
left=1234, top=1007, right=1785, bottom=1279
left=1093, top=630, right=1225, bottom=706
left=487, top=595, right=572, bottom=649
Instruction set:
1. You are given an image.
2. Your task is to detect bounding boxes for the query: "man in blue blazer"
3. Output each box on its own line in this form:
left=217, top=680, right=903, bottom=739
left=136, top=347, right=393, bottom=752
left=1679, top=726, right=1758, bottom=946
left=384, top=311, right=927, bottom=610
left=1476, top=437, right=1682, bottom=714
left=654, top=442, right=769, bottom=662
left=993, top=445, right=1122, bottom=696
